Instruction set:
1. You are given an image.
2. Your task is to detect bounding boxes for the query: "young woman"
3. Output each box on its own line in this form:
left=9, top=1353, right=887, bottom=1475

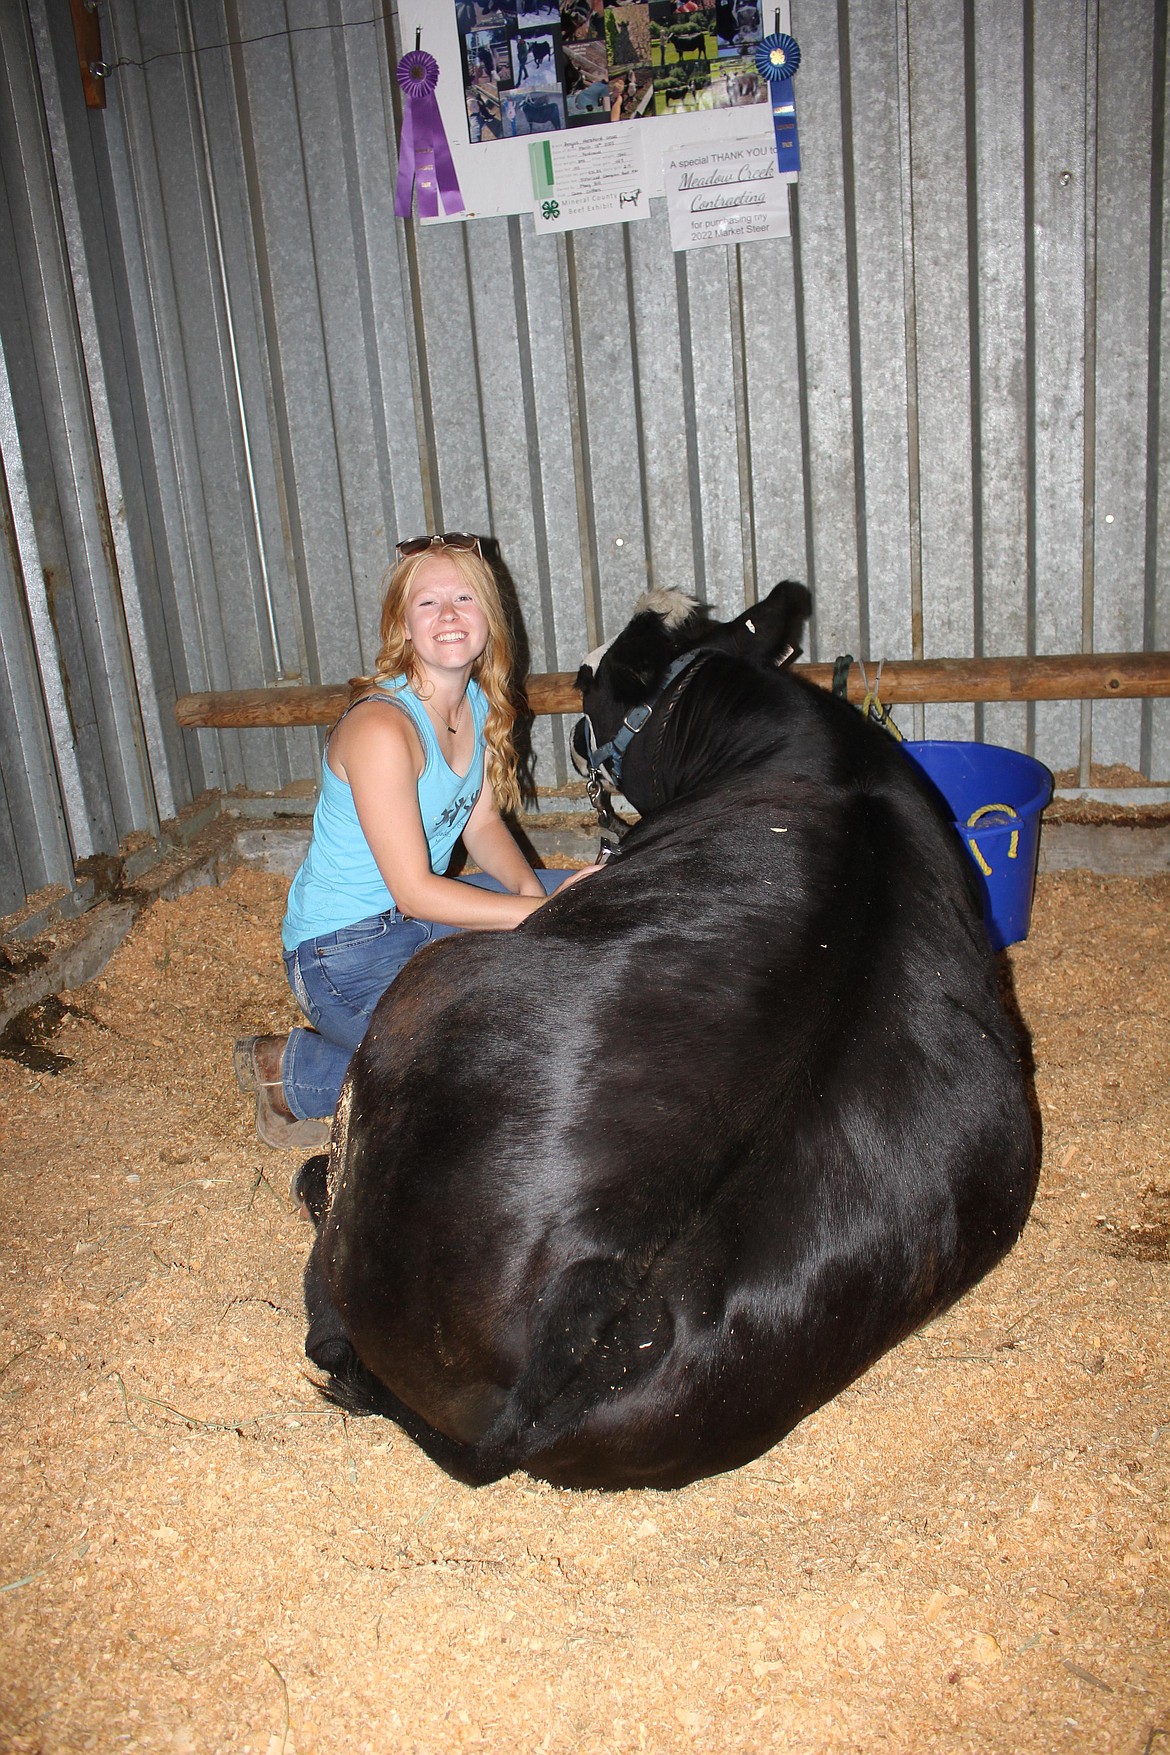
left=234, top=534, right=595, bottom=1148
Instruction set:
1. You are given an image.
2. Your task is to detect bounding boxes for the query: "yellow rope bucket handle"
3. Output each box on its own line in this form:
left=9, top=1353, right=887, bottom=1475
left=965, top=803, right=1020, bottom=876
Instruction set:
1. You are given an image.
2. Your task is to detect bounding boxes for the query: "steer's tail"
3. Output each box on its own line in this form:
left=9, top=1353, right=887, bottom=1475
left=302, top=1246, right=676, bottom=1488
left=468, top=1253, right=674, bottom=1484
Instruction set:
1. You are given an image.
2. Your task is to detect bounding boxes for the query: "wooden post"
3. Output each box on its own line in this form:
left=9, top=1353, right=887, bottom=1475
left=69, top=0, right=107, bottom=109
left=174, top=651, right=1170, bottom=729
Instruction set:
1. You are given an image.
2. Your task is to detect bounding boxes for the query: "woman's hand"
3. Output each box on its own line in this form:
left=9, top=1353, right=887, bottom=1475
left=545, top=862, right=603, bottom=892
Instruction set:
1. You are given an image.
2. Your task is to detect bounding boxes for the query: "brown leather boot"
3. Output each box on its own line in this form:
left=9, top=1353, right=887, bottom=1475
left=233, top=1034, right=331, bottom=1151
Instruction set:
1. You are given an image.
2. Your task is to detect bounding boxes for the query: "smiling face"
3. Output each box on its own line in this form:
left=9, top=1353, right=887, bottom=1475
left=403, top=556, right=491, bottom=676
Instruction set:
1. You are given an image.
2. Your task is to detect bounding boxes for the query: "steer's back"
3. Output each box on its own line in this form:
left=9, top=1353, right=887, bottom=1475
left=317, top=697, right=1036, bottom=1488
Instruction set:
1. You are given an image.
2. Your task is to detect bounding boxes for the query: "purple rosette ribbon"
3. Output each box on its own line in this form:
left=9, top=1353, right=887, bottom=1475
left=395, top=48, right=465, bottom=220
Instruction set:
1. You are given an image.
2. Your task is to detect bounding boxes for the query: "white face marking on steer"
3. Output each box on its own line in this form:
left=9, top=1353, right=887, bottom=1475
left=581, top=635, right=615, bottom=677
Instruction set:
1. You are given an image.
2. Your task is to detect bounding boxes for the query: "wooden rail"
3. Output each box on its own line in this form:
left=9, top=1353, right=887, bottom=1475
left=174, top=651, right=1170, bottom=730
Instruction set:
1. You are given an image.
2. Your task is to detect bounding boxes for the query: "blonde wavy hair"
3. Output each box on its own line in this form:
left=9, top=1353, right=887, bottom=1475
left=362, top=544, right=524, bottom=815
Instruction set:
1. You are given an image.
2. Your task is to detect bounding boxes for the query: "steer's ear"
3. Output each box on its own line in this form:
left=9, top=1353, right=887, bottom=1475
left=714, top=580, right=812, bottom=667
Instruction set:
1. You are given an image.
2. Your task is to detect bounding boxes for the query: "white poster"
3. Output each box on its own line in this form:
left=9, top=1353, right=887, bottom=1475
left=396, top=0, right=792, bottom=223
left=662, top=135, right=791, bottom=251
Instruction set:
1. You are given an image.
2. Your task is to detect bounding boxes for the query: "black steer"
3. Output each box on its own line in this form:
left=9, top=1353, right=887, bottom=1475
left=298, top=583, right=1037, bottom=1491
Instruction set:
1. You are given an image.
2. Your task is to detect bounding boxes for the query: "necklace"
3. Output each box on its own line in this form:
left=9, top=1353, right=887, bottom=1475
left=422, top=694, right=462, bottom=735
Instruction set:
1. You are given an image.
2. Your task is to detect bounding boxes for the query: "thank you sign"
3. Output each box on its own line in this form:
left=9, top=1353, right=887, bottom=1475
left=663, top=137, right=791, bottom=251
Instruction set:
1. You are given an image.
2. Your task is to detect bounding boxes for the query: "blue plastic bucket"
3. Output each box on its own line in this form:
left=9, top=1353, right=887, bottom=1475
left=899, top=741, right=1053, bottom=951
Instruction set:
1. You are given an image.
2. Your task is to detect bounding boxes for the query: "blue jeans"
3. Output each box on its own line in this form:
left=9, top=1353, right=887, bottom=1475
left=281, top=871, right=567, bottom=1120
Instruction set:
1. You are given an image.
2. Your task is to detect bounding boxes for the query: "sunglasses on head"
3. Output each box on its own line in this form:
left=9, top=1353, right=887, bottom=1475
left=396, top=532, right=483, bottom=559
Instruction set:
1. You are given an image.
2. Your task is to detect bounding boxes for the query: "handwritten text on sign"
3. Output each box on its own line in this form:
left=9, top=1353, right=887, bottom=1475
left=531, top=131, right=648, bottom=236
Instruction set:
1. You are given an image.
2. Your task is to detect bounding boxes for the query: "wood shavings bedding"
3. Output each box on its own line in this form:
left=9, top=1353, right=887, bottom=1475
left=0, top=867, right=1165, bottom=1753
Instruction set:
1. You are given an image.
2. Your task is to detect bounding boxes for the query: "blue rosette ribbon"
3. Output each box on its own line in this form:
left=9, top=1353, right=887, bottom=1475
left=395, top=48, right=465, bottom=220
left=754, top=33, right=801, bottom=80
left=753, top=32, right=801, bottom=174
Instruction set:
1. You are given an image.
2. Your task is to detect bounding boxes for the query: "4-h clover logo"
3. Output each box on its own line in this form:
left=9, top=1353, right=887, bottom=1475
left=541, top=199, right=560, bottom=220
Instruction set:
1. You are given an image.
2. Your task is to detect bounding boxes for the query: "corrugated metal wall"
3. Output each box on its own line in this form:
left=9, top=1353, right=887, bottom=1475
left=0, top=0, right=1167, bottom=918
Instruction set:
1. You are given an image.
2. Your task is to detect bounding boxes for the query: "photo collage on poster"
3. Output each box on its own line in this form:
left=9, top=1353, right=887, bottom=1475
left=457, top=0, right=767, bottom=141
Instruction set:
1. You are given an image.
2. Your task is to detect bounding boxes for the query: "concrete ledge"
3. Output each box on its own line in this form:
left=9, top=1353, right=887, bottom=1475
left=234, top=826, right=311, bottom=879
left=1, top=804, right=1167, bottom=1040
left=0, top=900, right=138, bottom=1037
left=0, top=817, right=242, bottom=1037
left=231, top=819, right=602, bottom=877
left=1039, top=822, right=1170, bottom=875
left=230, top=818, right=1170, bottom=885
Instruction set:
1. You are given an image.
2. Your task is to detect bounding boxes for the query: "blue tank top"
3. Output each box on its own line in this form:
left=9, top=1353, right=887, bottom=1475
left=281, top=675, right=489, bottom=951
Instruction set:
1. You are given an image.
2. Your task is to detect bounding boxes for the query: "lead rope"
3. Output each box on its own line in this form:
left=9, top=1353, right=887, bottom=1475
left=586, top=771, right=627, bottom=863
left=857, top=657, right=903, bottom=740
left=832, top=653, right=903, bottom=737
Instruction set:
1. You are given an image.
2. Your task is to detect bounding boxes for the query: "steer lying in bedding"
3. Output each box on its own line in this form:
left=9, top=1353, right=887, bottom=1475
left=296, top=582, right=1038, bottom=1491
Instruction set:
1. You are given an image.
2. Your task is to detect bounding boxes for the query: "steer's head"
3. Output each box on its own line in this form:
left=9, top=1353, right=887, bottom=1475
left=570, top=580, right=811, bottom=814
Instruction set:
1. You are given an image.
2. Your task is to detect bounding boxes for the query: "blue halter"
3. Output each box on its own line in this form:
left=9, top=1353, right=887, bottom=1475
left=582, top=646, right=710, bottom=792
